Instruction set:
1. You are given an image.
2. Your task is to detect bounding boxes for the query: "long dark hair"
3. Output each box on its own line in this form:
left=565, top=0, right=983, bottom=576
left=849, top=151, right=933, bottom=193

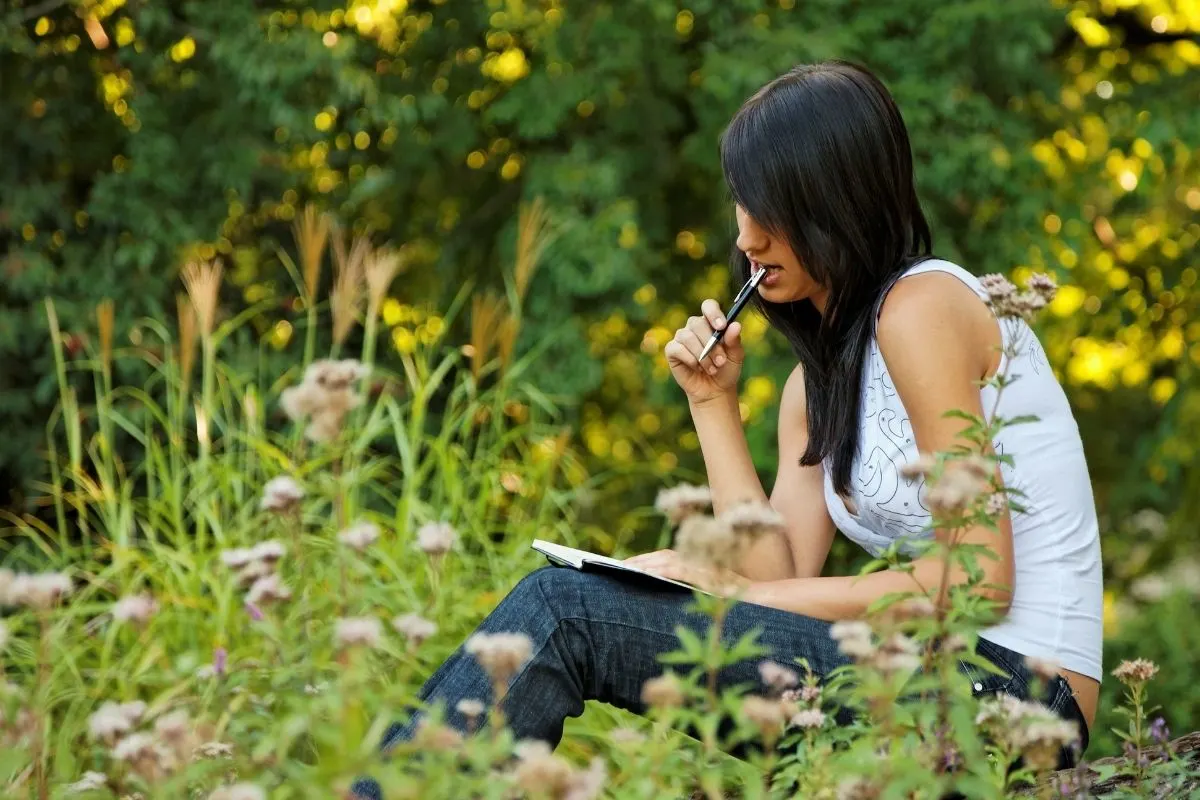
left=720, top=60, right=933, bottom=496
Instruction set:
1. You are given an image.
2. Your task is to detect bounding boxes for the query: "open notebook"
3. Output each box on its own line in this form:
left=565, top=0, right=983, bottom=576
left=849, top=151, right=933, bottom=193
left=531, top=539, right=711, bottom=595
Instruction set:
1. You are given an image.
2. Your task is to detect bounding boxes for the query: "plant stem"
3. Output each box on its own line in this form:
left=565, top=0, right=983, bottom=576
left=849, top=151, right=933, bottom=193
left=304, top=295, right=318, bottom=369
left=1132, top=683, right=1146, bottom=782
left=707, top=597, right=728, bottom=709
left=34, top=611, right=51, bottom=800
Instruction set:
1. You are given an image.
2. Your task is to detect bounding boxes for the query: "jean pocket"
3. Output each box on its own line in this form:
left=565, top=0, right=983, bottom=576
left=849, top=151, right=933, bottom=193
left=958, top=639, right=1026, bottom=698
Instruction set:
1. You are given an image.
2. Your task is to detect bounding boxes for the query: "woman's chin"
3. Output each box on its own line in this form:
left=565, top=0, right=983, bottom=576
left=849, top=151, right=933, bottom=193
left=757, top=281, right=815, bottom=305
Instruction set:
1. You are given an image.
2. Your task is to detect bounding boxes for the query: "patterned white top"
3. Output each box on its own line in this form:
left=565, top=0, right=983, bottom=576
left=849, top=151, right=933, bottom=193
left=821, top=259, right=1104, bottom=681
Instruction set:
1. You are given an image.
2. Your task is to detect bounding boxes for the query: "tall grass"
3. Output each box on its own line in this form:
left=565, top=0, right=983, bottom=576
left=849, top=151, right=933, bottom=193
left=0, top=256, right=1188, bottom=799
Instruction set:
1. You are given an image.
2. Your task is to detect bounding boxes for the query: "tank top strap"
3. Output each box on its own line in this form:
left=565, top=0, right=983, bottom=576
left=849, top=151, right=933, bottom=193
left=899, top=259, right=989, bottom=300
left=873, top=258, right=989, bottom=325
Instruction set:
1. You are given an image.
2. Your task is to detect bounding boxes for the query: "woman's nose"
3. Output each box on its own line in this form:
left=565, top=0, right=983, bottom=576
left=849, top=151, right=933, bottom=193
left=736, top=225, right=768, bottom=258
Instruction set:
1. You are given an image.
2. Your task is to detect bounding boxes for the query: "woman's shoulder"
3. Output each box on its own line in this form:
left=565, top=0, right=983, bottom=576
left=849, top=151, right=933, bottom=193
left=875, top=266, right=1001, bottom=381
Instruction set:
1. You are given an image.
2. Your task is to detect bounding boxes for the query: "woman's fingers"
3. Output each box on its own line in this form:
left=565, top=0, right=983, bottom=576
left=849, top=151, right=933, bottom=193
left=700, top=299, right=727, bottom=332
left=623, top=549, right=675, bottom=567
left=685, top=315, right=714, bottom=344
left=722, top=321, right=743, bottom=361
left=664, top=337, right=698, bottom=370
left=672, top=327, right=719, bottom=376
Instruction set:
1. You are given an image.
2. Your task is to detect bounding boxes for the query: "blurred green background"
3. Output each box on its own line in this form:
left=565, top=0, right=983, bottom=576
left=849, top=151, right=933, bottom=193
left=3, top=0, right=1198, bottom=754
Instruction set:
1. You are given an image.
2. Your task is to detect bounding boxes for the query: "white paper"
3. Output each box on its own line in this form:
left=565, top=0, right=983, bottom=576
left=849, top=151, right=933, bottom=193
left=531, top=539, right=708, bottom=594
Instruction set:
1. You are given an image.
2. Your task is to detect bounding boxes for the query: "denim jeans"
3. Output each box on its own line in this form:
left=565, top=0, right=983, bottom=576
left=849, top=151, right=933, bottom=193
left=351, top=566, right=1088, bottom=799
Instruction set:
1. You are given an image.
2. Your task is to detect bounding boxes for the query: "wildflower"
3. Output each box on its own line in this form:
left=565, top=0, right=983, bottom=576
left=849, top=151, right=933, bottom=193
left=153, top=710, right=191, bottom=744
left=974, top=693, right=1026, bottom=728
left=654, top=483, right=712, bottom=525
left=830, top=620, right=875, bottom=660
left=249, top=540, right=286, bottom=562
left=1014, top=716, right=1081, bottom=771
left=791, top=708, right=826, bottom=729
left=879, top=596, right=936, bottom=623
left=719, top=501, right=787, bottom=538
left=511, top=741, right=575, bottom=797
left=260, top=476, right=304, bottom=513
left=235, top=560, right=274, bottom=587
left=305, top=411, right=343, bottom=443
left=741, top=695, right=791, bottom=740
left=608, top=727, right=646, bottom=747
left=899, top=454, right=937, bottom=481
left=280, top=382, right=323, bottom=422
left=246, top=574, right=292, bottom=606
left=799, top=685, right=822, bottom=704
left=1025, top=656, right=1061, bottom=682
left=985, top=492, right=1008, bottom=518
left=640, top=672, right=685, bottom=710
left=758, top=661, right=799, bottom=693
left=675, top=514, right=740, bottom=570
left=515, top=739, right=554, bottom=761
left=89, top=701, right=147, bottom=741
left=941, top=633, right=969, bottom=653
left=874, top=633, right=921, bottom=674
left=309, top=358, right=370, bottom=393
left=927, top=458, right=991, bottom=516
left=9, top=571, right=72, bottom=609
left=508, top=740, right=605, bottom=800
left=1026, top=272, right=1058, bottom=300
left=338, top=520, right=380, bottom=551
left=976, top=694, right=1079, bottom=767
left=416, top=521, right=457, bottom=556
left=65, top=771, right=108, bottom=794
left=413, top=719, right=463, bottom=751
left=112, top=594, right=158, bottom=625
left=111, top=732, right=157, bottom=762
left=1112, top=658, right=1158, bottom=685
left=1149, top=717, right=1170, bottom=745
left=466, top=632, right=533, bottom=686
left=565, top=758, right=607, bottom=800
left=192, top=741, right=234, bottom=760
left=281, top=359, right=368, bottom=442
left=980, top=272, right=1018, bottom=299
left=979, top=272, right=1057, bottom=321
left=836, top=777, right=882, bottom=800
left=219, top=548, right=257, bottom=569
left=335, top=617, right=384, bottom=649
left=392, top=613, right=437, bottom=647
left=207, top=784, right=266, bottom=800
left=456, top=698, right=485, bottom=721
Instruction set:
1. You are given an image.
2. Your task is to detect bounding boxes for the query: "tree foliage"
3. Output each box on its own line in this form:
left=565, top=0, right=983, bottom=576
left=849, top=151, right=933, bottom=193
left=2, top=0, right=1197, bottom=580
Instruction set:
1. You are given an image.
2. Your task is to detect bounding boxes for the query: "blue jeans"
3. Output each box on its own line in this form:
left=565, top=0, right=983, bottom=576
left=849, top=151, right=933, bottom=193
left=352, top=566, right=1088, bottom=798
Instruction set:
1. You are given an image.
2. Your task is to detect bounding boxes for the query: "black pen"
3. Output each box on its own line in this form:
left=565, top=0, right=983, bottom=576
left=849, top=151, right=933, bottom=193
left=698, top=267, right=766, bottom=362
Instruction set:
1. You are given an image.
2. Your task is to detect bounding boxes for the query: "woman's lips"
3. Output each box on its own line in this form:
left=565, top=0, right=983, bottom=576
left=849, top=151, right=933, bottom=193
left=750, top=259, right=782, bottom=287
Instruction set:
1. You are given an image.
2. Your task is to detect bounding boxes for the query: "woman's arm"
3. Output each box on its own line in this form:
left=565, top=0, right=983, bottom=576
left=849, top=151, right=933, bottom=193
left=738, top=364, right=836, bottom=580
left=741, top=273, right=1014, bottom=619
left=633, top=365, right=835, bottom=583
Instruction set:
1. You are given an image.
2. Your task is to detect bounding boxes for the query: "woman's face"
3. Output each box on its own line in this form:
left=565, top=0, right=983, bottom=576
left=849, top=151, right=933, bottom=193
left=734, top=204, right=827, bottom=310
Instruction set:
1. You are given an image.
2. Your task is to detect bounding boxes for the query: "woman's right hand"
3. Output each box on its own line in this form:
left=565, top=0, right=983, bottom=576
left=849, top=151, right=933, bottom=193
left=664, top=298, right=745, bottom=406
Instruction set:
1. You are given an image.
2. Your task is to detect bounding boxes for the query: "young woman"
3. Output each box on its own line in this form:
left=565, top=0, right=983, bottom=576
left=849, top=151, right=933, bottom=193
left=356, top=60, right=1102, bottom=794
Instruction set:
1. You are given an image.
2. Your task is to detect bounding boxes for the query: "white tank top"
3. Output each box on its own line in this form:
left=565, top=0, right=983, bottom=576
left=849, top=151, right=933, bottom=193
left=821, top=259, right=1104, bottom=681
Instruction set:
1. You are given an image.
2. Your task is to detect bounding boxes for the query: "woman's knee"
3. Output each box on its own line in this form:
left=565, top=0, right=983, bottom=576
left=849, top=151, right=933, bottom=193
left=507, top=565, right=597, bottom=619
